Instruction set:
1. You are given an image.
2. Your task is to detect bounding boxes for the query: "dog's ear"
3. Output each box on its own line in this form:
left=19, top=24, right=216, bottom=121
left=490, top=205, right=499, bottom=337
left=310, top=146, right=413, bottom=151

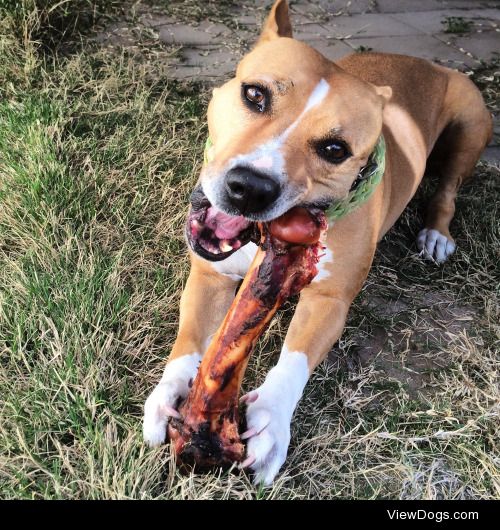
left=373, top=85, right=392, bottom=106
left=257, top=0, right=293, bottom=45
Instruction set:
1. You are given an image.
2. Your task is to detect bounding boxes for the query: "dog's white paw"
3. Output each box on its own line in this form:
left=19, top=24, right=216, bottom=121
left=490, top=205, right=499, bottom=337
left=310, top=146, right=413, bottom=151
left=417, top=228, right=456, bottom=264
left=242, top=390, right=292, bottom=486
left=143, top=353, right=201, bottom=447
left=241, top=348, right=309, bottom=486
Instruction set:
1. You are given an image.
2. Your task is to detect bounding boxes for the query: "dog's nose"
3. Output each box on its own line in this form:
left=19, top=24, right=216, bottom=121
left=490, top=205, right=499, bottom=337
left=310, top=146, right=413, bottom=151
left=225, top=167, right=280, bottom=215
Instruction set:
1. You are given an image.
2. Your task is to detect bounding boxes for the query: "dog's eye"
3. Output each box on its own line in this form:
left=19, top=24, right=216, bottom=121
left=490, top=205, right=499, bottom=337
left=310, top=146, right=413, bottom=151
left=316, top=139, right=351, bottom=164
left=243, top=85, right=267, bottom=112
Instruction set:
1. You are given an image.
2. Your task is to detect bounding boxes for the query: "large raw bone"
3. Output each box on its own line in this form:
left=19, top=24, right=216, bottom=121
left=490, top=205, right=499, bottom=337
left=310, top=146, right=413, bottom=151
left=168, top=218, right=322, bottom=468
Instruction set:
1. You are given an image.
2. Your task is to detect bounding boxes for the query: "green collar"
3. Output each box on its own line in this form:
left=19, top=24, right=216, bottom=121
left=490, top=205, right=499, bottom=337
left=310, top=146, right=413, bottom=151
left=203, top=135, right=386, bottom=223
left=326, top=135, right=386, bottom=222
left=204, top=136, right=214, bottom=166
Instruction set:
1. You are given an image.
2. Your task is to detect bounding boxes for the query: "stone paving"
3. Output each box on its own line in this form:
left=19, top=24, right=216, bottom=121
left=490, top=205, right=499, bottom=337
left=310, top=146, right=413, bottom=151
left=97, top=0, right=500, bottom=161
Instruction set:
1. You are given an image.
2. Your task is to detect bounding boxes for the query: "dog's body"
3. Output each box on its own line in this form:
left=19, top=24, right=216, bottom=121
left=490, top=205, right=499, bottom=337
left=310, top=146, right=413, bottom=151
left=143, top=0, right=492, bottom=485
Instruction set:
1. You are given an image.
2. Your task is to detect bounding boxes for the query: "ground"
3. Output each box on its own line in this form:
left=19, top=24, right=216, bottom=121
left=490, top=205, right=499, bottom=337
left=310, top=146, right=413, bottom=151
left=0, top=1, right=498, bottom=500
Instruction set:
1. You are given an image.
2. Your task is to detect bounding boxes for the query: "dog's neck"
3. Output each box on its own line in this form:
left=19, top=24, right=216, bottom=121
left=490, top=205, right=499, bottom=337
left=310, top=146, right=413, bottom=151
left=326, top=134, right=386, bottom=222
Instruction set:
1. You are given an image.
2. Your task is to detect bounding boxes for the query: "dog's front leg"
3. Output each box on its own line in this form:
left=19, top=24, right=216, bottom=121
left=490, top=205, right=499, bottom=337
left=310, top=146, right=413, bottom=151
left=243, top=225, right=376, bottom=485
left=143, top=256, right=238, bottom=446
left=242, top=291, right=350, bottom=485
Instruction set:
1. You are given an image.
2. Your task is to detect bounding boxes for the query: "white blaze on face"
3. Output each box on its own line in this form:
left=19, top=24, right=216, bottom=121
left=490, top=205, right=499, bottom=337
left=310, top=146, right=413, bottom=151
left=252, top=155, right=274, bottom=170
left=229, top=78, right=331, bottom=181
left=300, top=78, right=331, bottom=115
left=203, top=78, right=332, bottom=222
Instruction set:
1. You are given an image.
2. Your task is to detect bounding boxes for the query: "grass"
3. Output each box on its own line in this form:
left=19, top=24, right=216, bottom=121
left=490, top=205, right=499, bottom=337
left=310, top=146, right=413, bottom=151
left=442, top=16, right=474, bottom=35
left=355, top=45, right=373, bottom=53
left=0, top=1, right=499, bottom=499
left=151, top=0, right=241, bottom=24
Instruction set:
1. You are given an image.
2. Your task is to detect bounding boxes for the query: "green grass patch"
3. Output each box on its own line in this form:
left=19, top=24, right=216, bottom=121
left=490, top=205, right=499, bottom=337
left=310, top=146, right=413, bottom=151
left=442, top=16, right=474, bottom=34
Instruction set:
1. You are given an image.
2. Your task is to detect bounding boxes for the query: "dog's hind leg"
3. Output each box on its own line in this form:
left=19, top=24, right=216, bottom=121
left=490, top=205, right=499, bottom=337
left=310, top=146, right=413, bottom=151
left=418, top=73, right=493, bottom=264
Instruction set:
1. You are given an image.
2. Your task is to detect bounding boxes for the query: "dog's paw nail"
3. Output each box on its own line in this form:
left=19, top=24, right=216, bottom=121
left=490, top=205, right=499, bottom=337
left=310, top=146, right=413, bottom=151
left=163, top=405, right=181, bottom=419
left=417, top=228, right=455, bottom=264
left=241, top=427, right=258, bottom=440
left=143, top=361, right=200, bottom=447
left=241, top=391, right=258, bottom=403
left=239, top=455, right=256, bottom=469
left=243, top=390, right=291, bottom=486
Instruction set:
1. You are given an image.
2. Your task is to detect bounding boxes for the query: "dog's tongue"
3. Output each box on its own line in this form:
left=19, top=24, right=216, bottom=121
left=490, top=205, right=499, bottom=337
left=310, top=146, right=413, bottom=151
left=205, top=207, right=250, bottom=240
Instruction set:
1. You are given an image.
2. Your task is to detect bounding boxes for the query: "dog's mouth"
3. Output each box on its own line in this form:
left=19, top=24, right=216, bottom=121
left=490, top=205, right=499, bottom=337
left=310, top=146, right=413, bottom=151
left=187, top=187, right=329, bottom=262
left=186, top=188, right=258, bottom=261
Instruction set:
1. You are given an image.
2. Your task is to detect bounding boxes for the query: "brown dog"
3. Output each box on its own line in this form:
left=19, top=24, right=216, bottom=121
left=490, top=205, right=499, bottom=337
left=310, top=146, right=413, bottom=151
left=143, top=0, right=492, bottom=485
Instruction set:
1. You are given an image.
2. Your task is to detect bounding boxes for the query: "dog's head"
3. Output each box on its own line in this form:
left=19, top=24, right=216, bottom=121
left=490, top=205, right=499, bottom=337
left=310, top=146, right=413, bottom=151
left=188, top=0, right=391, bottom=261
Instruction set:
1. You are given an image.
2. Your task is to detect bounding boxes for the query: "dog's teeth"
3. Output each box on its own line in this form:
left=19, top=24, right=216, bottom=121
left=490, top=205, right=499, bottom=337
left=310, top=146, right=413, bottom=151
left=220, top=240, right=233, bottom=252
left=190, top=219, right=203, bottom=237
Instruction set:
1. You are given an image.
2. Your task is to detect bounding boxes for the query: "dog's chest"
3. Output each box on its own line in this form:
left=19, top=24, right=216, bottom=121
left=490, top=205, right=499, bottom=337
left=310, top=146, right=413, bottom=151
left=211, top=240, right=334, bottom=283
left=211, top=242, right=258, bottom=281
